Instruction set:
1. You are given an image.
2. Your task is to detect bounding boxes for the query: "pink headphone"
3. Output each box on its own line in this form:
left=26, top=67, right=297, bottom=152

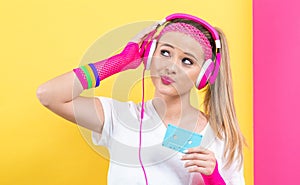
left=140, top=13, right=221, bottom=90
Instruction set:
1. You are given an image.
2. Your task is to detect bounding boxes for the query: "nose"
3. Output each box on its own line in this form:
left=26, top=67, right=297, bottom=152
left=165, top=57, right=179, bottom=74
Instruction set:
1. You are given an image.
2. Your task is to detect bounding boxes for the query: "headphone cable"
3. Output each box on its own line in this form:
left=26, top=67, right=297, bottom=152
left=138, top=68, right=148, bottom=185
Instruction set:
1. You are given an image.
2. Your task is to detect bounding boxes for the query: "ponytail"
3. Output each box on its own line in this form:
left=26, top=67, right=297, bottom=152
left=203, top=27, right=246, bottom=169
left=166, top=19, right=245, bottom=169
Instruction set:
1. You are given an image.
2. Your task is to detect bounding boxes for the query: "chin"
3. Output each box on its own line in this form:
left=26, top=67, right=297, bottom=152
left=156, top=82, right=190, bottom=98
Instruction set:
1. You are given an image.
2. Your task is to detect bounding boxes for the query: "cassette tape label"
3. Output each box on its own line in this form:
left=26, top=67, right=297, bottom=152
left=162, top=124, right=203, bottom=153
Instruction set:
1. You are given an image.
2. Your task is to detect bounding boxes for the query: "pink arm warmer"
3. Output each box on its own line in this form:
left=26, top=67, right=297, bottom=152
left=73, top=42, right=141, bottom=89
left=201, top=161, right=226, bottom=185
left=94, top=42, right=141, bottom=80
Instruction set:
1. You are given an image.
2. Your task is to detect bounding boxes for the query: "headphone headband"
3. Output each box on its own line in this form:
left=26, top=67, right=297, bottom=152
left=165, top=13, right=220, bottom=42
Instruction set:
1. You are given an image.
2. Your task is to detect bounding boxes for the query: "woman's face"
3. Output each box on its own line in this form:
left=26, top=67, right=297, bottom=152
left=150, top=31, right=205, bottom=97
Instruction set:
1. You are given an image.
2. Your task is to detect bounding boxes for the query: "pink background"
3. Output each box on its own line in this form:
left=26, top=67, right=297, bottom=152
left=254, top=0, right=300, bottom=183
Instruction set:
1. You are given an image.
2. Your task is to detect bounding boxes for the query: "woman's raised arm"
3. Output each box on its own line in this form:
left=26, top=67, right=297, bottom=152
left=36, top=71, right=105, bottom=133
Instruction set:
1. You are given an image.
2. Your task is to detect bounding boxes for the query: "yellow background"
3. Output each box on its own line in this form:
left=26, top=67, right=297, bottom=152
left=0, top=0, right=253, bottom=185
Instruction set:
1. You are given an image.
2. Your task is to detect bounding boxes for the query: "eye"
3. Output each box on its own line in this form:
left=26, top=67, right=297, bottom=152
left=160, top=49, right=170, bottom=57
left=182, top=58, right=194, bottom=65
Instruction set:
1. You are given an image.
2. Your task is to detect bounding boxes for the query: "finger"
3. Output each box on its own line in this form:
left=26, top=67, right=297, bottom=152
left=181, top=153, right=209, bottom=161
left=186, top=166, right=211, bottom=175
left=184, top=161, right=216, bottom=175
left=130, top=22, right=161, bottom=44
left=184, top=159, right=209, bottom=168
left=139, top=21, right=161, bottom=36
left=146, top=21, right=162, bottom=31
left=139, top=23, right=160, bottom=41
left=184, top=146, right=211, bottom=154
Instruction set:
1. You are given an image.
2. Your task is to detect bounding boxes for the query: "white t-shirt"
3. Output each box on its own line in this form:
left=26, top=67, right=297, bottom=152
left=91, top=97, right=245, bottom=185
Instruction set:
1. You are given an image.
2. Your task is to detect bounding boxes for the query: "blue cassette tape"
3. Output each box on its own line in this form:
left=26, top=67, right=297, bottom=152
left=162, top=124, right=203, bottom=153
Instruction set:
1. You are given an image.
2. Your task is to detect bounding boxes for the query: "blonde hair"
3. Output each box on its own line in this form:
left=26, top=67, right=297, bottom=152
left=204, top=27, right=246, bottom=169
left=168, top=19, right=246, bottom=169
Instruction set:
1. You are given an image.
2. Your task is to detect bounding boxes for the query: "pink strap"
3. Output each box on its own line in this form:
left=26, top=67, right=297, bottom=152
left=201, top=161, right=226, bottom=185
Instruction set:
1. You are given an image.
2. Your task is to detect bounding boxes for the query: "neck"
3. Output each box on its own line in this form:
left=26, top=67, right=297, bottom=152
left=152, top=91, right=197, bottom=123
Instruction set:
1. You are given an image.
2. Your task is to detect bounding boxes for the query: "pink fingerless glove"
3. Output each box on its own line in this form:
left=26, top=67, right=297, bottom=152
left=73, top=42, right=141, bottom=89
left=201, top=161, right=226, bottom=185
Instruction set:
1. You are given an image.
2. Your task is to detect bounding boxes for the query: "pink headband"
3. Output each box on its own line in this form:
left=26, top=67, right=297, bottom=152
left=157, top=22, right=212, bottom=60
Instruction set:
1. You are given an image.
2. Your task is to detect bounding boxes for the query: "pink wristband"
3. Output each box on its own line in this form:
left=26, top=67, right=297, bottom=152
left=73, top=68, right=88, bottom=89
left=201, top=161, right=226, bottom=185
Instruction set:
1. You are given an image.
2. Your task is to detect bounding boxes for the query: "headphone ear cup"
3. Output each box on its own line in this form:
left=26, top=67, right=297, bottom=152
left=143, top=39, right=157, bottom=70
left=196, top=59, right=215, bottom=90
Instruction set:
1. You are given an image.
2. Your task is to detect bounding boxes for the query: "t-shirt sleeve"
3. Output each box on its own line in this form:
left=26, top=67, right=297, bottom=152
left=91, top=96, right=114, bottom=147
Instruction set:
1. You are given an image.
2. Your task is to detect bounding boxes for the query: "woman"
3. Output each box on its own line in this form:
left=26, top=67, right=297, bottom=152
left=36, top=13, right=246, bottom=185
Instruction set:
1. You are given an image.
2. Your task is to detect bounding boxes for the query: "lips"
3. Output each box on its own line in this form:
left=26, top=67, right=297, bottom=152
left=161, top=75, right=175, bottom=85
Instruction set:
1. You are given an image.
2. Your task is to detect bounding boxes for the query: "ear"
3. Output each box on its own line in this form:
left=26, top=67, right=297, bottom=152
left=143, top=39, right=158, bottom=70
left=195, top=59, right=214, bottom=90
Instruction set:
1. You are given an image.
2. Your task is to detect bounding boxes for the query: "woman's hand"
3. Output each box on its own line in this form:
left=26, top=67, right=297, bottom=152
left=130, top=21, right=161, bottom=46
left=181, top=147, right=217, bottom=175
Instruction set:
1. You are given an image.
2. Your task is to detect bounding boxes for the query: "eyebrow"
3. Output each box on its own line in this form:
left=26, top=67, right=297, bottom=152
left=160, top=43, right=199, bottom=62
